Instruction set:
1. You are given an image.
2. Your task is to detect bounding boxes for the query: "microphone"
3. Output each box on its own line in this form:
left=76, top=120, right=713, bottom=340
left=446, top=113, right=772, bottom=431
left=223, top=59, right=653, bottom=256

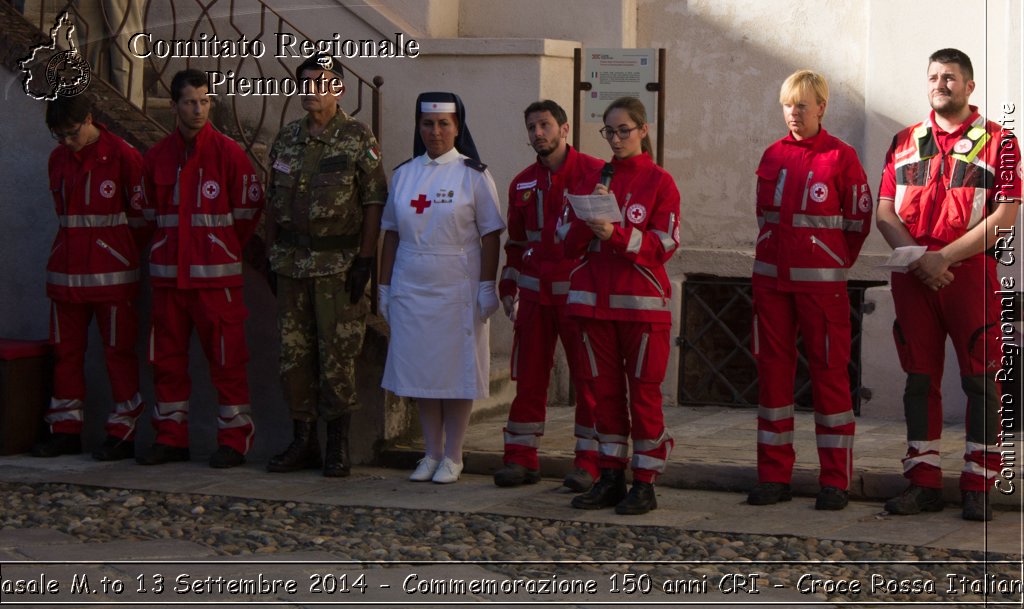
left=600, top=163, right=615, bottom=189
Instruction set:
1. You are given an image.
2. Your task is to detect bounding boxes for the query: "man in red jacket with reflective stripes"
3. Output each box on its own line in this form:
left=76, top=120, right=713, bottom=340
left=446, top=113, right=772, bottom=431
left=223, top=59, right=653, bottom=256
left=33, top=94, right=147, bottom=461
left=140, top=69, right=264, bottom=468
left=494, top=100, right=605, bottom=490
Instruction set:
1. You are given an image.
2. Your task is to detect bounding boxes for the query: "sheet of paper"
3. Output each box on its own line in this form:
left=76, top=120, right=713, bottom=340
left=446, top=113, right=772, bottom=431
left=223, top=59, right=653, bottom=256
left=566, top=193, right=623, bottom=223
left=878, top=245, right=927, bottom=272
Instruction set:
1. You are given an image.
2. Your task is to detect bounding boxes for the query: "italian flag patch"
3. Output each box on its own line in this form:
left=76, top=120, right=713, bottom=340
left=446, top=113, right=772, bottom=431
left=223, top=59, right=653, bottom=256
left=366, top=146, right=380, bottom=161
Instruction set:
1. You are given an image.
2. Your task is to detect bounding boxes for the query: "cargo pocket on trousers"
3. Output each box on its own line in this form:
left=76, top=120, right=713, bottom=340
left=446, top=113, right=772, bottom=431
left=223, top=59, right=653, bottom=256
left=215, top=290, right=249, bottom=369
left=328, top=279, right=369, bottom=360
left=633, top=326, right=670, bottom=383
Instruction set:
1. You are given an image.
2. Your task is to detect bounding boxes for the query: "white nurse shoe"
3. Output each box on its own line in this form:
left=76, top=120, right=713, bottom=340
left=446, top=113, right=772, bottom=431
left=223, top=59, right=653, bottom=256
left=409, top=456, right=440, bottom=482
left=431, top=457, right=463, bottom=484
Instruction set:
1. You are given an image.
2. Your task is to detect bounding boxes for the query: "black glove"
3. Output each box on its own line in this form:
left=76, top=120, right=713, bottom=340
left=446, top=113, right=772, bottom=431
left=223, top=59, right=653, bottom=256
left=346, top=256, right=374, bottom=304
left=267, top=268, right=278, bottom=297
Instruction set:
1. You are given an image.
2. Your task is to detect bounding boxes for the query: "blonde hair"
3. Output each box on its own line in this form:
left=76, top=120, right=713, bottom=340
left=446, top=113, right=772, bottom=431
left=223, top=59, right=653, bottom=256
left=779, top=70, right=829, bottom=114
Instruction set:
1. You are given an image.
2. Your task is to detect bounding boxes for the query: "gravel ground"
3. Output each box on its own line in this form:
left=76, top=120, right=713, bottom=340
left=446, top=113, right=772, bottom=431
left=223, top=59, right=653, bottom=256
left=0, top=481, right=1020, bottom=606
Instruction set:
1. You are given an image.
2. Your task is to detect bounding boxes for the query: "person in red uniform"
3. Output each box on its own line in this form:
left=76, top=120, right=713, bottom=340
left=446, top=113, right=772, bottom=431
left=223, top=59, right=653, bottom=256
left=563, top=97, right=680, bottom=515
left=877, top=49, right=1021, bottom=522
left=139, top=69, right=264, bottom=468
left=493, top=100, right=605, bottom=491
left=33, top=93, right=147, bottom=461
left=747, top=70, right=872, bottom=511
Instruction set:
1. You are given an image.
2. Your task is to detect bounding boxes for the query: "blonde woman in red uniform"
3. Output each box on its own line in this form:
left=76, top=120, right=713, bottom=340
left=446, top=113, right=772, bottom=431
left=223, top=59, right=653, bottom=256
left=562, top=97, right=680, bottom=515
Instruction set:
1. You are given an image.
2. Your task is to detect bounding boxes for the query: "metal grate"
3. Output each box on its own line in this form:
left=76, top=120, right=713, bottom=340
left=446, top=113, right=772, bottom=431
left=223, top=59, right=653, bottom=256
left=678, top=275, right=882, bottom=414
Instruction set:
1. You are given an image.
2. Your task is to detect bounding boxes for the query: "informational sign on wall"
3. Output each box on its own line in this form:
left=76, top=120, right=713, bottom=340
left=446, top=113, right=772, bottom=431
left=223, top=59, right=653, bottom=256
left=583, top=48, right=657, bottom=123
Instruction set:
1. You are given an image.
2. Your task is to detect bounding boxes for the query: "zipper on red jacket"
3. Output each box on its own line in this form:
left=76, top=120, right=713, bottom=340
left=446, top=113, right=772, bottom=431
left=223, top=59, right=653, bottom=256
left=96, top=238, right=130, bottom=266
left=810, top=236, right=845, bottom=265
left=208, top=234, right=238, bottom=260
left=172, top=165, right=181, bottom=206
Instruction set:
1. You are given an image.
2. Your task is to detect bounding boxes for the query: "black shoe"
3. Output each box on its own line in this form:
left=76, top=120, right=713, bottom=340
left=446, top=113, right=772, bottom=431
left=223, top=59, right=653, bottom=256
left=136, top=443, right=190, bottom=465
left=747, top=482, right=792, bottom=505
left=209, top=445, right=245, bottom=469
left=493, top=463, right=541, bottom=487
left=815, top=486, right=849, bottom=510
left=884, top=484, right=944, bottom=515
left=31, top=433, right=81, bottom=457
left=267, top=420, right=321, bottom=473
left=563, top=468, right=595, bottom=492
left=91, top=435, right=135, bottom=461
left=571, top=469, right=626, bottom=509
left=615, top=481, right=658, bottom=515
left=323, top=415, right=351, bottom=478
left=961, top=490, right=992, bottom=522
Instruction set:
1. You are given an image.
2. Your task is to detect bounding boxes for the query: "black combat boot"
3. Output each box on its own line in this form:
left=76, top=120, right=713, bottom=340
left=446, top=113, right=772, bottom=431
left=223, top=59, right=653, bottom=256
left=615, top=480, right=658, bottom=515
left=323, top=414, right=351, bottom=478
left=571, top=468, right=627, bottom=509
left=267, top=420, right=321, bottom=473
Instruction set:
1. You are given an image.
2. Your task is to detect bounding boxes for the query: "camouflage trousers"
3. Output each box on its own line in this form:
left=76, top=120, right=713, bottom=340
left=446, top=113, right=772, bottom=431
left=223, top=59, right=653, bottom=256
left=277, top=273, right=368, bottom=421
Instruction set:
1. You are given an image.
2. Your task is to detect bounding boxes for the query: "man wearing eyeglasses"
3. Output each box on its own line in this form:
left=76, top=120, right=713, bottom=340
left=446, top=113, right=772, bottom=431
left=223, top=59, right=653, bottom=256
left=494, top=100, right=605, bottom=491
left=34, top=93, right=148, bottom=461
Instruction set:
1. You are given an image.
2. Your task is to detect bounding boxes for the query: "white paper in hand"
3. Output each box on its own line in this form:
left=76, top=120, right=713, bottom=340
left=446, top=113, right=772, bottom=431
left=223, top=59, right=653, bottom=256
left=879, top=245, right=927, bottom=272
left=566, top=193, right=623, bottom=223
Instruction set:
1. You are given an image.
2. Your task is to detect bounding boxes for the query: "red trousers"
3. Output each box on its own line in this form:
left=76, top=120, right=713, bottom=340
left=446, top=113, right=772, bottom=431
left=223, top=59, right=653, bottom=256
left=753, top=287, right=855, bottom=490
left=149, top=287, right=253, bottom=454
left=579, top=318, right=673, bottom=484
left=47, top=300, right=143, bottom=439
left=891, top=256, right=1003, bottom=492
left=503, top=300, right=598, bottom=476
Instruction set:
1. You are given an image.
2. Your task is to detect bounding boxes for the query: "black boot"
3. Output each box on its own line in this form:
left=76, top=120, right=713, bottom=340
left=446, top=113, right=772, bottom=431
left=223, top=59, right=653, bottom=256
left=571, top=468, right=626, bottom=509
left=267, top=420, right=321, bottom=473
left=615, top=481, right=658, bottom=515
left=323, top=414, right=351, bottom=478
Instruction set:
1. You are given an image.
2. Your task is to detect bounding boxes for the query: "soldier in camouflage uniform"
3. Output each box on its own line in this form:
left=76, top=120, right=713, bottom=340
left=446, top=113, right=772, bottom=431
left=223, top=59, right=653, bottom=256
left=265, top=54, right=387, bottom=477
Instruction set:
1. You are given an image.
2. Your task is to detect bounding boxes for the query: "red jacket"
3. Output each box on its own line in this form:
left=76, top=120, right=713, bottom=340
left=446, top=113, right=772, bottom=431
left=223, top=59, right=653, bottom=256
left=46, top=125, right=146, bottom=302
left=500, top=145, right=604, bottom=305
left=564, top=152, right=680, bottom=324
left=880, top=109, right=1020, bottom=250
left=753, top=128, right=871, bottom=292
left=142, top=122, right=263, bottom=289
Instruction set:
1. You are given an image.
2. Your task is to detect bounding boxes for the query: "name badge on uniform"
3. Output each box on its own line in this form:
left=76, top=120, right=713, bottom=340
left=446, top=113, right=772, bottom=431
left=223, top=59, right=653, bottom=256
left=272, top=159, right=291, bottom=174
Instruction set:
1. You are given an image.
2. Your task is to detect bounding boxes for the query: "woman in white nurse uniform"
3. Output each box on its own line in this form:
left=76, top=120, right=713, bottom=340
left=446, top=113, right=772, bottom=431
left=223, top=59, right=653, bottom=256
left=379, top=92, right=505, bottom=483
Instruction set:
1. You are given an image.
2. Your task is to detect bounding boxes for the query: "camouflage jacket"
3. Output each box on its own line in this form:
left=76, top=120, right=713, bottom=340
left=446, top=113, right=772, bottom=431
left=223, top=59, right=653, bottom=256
left=267, top=108, right=386, bottom=277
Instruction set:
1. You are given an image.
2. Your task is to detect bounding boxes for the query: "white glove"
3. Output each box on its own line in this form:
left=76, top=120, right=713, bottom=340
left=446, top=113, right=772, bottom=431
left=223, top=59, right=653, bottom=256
left=378, top=284, right=390, bottom=323
left=477, top=282, right=499, bottom=321
left=501, top=295, right=519, bottom=322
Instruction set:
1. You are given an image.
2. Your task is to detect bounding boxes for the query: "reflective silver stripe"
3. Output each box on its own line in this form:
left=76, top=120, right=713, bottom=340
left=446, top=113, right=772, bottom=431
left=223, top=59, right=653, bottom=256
left=756, top=230, right=772, bottom=246
left=773, top=169, right=786, bottom=206
left=632, top=454, right=668, bottom=473
left=142, top=209, right=156, bottom=221
left=568, top=290, right=598, bottom=306
left=114, top=393, right=143, bottom=414
left=220, top=411, right=253, bottom=430
left=752, top=261, right=777, bottom=277
left=555, top=223, right=571, bottom=241
left=800, top=171, right=813, bottom=210
left=220, top=334, right=226, bottom=366
left=574, top=424, right=596, bottom=439
left=150, top=264, right=178, bottom=278
left=525, top=230, right=542, bottom=243
left=908, top=440, right=940, bottom=452
left=761, top=211, right=780, bottom=224
left=109, top=305, right=117, bottom=347
left=154, top=401, right=188, bottom=424
left=156, top=214, right=179, bottom=227
left=241, top=174, right=248, bottom=207
left=815, top=410, right=855, bottom=428
left=501, top=267, right=520, bottom=282
left=626, top=227, right=643, bottom=254
left=128, top=217, right=148, bottom=228
left=582, top=331, right=599, bottom=378
left=107, top=393, right=143, bottom=435
left=84, top=171, right=92, bottom=206
left=599, top=443, right=629, bottom=459
left=58, top=212, right=128, bottom=228
left=96, top=239, right=130, bottom=266
left=634, top=428, right=671, bottom=452
left=817, top=434, right=854, bottom=449
left=758, top=404, right=794, bottom=422
left=633, top=263, right=666, bottom=297
left=46, top=397, right=83, bottom=425
left=608, top=295, right=669, bottom=311
left=843, top=219, right=864, bottom=232
left=903, top=454, right=941, bottom=471
left=47, top=270, right=139, bottom=287
left=963, top=461, right=997, bottom=478
left=191, top=263, right=243, bottom=278
left=504, top=432, right=540, bottom=448
left=598, top=432, right=630, bottom=444
left=517, top=274, right=541, bottom=292
left=220, top=404, right=251, bottom=418
left=148, top=326, right=155, bottom=362
left=506, top=239, right=529, bottom=248
left=53, top=302, right=61, bottom=343
left=790, top=267, right=847, bottom=282
left=208, top=234, right=239, bottom=260
left=792, top=214, right=843, bottom=229
left=192, top=213, right=234, bottom=227
left=757, top=430, right=794, bottom=446
left=965, top=441, right=1000, bottom=453
left=810, top=236, right=845, bottom=265
left=651, top=229, right=675, bottom=252
left=551, top=281, right=570, bottom=295
left=507, top=421, right=544, bottom=435
left=752, top=313, right=759, bottom=355
left=634, top=332, right=649, bottom=378
left=575, top=437, right=599, bottom=452
left=535, top=190, right=544, bottom=230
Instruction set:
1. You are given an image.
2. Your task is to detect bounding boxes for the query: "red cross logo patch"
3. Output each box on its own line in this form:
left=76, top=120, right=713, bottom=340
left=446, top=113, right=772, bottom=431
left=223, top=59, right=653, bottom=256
left=809, top=182, right=828, bottom=203
left=626, top=202, right=647, bottom=224
left=858, top=192, right=872, bottom=213
left=247, top=180, right=262, bottom=203
left=202, top=180, right=220, bottom=200
left=99, top=180, right=116, bottom=199
left=410, top=194, right=431, bottom=214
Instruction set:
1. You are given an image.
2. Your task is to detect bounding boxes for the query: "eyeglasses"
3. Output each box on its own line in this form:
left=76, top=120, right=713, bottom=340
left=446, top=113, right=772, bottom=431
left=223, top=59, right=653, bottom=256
left=51, top=123, right=83, bottom=141
left=599, top=125, right=640, bottom=141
